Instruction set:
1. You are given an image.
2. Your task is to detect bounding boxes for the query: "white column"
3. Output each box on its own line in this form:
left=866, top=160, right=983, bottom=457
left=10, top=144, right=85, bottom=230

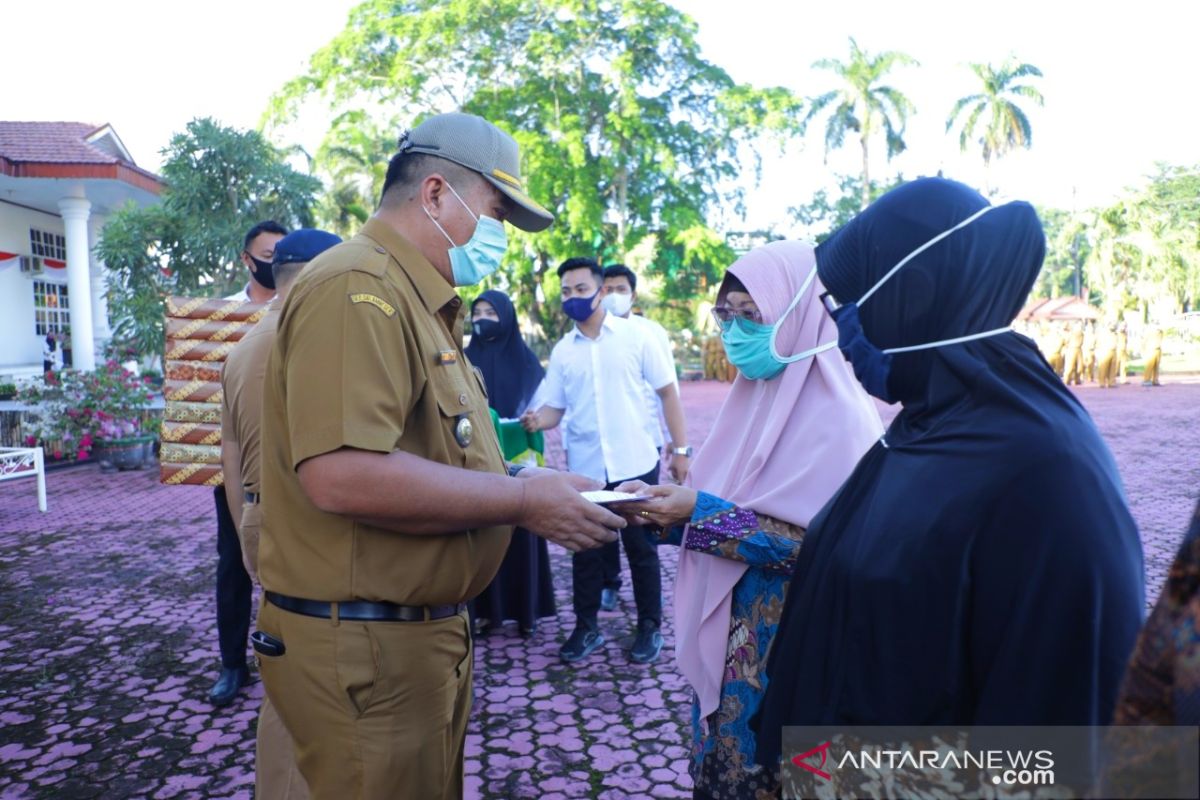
left=88, top=214, right=112, bottom=348
left=58, top=197, right=96, bottom=371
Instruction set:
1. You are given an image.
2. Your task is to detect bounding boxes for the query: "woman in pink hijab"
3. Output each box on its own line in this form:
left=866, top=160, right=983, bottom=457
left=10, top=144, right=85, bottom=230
left=615, top=240, right=880, bottom=798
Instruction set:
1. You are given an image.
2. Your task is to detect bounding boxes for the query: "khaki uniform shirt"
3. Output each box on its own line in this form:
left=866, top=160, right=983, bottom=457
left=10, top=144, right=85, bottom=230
left=259, top=218, right=511, bottom=605
left=220, top=304, right=281, bottom=582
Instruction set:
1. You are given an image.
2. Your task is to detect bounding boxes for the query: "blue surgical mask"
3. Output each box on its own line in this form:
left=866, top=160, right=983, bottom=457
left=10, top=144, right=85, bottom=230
left=563, top=290, right=600, bottom=322
left=720, top=265, right=837, bottom=382
left=424, top=183, right=508, bottom=286
left=828, top=204, right=1012, bottom=403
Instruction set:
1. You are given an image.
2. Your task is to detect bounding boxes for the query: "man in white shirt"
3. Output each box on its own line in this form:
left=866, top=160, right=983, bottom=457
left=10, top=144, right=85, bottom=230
left=522, top=257, right=690, bottom=664
left=596, top=263, right=684, bottom=612
left=210, top=220, right=286, bottom=707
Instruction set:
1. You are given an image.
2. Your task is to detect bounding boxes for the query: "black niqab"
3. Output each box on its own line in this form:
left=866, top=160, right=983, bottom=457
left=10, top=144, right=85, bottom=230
left=464, top=290, right=545, bottom=418
left=754, top=178, right=1145, bottom=766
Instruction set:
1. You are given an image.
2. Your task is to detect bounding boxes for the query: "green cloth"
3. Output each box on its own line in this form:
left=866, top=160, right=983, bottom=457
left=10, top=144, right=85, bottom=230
left=489, top=408, right=544, bottom=466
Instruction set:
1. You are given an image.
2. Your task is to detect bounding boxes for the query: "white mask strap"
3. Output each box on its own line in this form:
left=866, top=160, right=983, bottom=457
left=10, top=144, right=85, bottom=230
left=423, top=180, right=477, bottom=247
left=881, top=325, right=1012, bottom=355
left=857, top=205, right=995, bottom=308
left=444, top=182, right=479, bottom=223
left=769, top=266, right=837, bottom=363
left=423, top=205, right=457, bottom=247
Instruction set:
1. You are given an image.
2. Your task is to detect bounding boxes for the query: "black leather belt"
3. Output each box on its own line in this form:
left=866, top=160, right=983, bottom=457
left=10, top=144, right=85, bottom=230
left=244, top=491, right=260, bottom=504
left=265, top=591, right=465, bottom=622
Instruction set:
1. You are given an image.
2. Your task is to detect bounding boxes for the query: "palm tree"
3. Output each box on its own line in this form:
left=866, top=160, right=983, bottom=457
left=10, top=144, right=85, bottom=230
left=806, top=38, right=918, bottom=209
left=946, top=59, right=1045, bottom=192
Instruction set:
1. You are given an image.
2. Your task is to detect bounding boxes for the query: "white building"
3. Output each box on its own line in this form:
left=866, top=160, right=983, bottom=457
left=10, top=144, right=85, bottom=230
left=0, top=122, right=162, bottom=379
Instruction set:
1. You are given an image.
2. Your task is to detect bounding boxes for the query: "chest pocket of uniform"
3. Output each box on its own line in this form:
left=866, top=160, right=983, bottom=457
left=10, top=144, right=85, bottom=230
left=432, top=375, right=479, bottom=456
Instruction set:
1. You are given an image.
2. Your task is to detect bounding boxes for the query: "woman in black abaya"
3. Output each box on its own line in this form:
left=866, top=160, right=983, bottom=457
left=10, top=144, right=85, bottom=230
left=465, top=290, right=556, bottom=636
left=754, top=179, right=1145, bottom=780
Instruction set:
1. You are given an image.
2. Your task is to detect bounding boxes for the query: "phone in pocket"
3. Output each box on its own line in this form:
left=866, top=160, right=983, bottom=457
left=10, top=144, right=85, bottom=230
left=251, top=630, right=286, bottom=657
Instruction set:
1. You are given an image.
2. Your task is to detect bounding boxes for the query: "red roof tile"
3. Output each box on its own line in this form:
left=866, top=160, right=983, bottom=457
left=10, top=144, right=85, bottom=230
left=0, top=121, right=127, bottom=166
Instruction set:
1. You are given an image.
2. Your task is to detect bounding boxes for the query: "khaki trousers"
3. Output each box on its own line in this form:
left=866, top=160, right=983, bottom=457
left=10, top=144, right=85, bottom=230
left=1063, top=347, right=1083, bottom=385
left=1143, top=348, right=1162, bottom=384
left=256, top=599, right=473, bottom=800
left=1097, top=352, right=1116, bottom=388
left=257, top=695, right=310, bottom=800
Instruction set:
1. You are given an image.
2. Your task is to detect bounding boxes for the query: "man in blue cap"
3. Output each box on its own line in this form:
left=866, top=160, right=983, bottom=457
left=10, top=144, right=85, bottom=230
left=221, top=228, right=341, bottom=800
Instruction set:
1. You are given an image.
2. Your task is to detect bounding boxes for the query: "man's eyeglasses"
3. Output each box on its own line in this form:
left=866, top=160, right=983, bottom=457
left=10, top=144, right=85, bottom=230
left=710, top=305, right=763, bottom=327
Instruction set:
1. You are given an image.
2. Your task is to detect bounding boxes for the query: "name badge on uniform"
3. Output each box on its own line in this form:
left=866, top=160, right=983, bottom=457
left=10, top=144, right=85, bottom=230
left=437, top=350, right=458, bottom=365
left=454, top=414, right=473, bottom=448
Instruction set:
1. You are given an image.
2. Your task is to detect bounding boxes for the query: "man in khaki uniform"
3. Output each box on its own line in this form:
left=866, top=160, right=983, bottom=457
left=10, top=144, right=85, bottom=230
left=1081, top=321, right=1097, bottom=383
left=1141, top=325, right=1164, bottom=386
left=1096, top=325, right=1118, bottom=388
left=1063, top=322, right=1084, bottom=385
left=1116, top=322, right=1129, bottom=385
left=254, top=113, right=623, bottom=800
left=222, top=229, right=342, bottom=800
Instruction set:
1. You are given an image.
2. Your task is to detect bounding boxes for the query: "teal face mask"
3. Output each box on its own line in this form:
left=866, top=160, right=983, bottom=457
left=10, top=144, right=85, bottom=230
left=719, top=265, right=837, bottom=381
left=424, top=182, right=508, bottom=286
left=721, top=317, right=788, bottom=380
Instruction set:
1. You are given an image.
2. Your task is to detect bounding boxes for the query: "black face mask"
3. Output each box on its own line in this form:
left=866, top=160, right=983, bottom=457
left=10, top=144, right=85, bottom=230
left=472, top=319, right=503, bottom=342
left=246, top=254, right=276, bottom=290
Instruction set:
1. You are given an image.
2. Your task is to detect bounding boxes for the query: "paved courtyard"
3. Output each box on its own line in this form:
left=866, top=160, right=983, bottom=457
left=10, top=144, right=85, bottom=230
left=0, top=379, right=1197, bottom=799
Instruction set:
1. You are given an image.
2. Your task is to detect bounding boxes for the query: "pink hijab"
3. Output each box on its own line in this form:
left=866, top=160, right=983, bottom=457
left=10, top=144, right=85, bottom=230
left=676, top=240, right=882, bottom=720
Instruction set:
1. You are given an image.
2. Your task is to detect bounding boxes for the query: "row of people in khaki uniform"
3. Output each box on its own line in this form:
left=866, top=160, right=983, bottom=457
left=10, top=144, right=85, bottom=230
left=1025, top=320, right=1166, bottom=388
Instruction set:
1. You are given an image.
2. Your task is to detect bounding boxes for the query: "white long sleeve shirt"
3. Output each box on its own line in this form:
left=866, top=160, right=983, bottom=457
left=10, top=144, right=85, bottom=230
left=540, top=312, right=674, bottom=483
left=625, top=313, right=676, bottom=449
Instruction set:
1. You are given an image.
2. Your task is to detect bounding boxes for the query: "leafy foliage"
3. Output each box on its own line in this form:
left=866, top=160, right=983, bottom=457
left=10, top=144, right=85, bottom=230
left=96, top=119, right=320, bottom=362
left=16, top=361, right=155, bottom=460
left=789, top=173, right=907, bottom=242
left=265, top=0, right=804, bottom=341
left=1035, top=164, right=1200, bottom=320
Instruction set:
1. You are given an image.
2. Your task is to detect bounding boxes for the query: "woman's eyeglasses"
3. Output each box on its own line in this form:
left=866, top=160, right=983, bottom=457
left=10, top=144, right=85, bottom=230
left=710, top=306, right=763, bottom=327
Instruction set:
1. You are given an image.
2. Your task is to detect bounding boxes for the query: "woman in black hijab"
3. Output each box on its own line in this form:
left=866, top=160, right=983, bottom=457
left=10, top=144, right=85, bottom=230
left=465, top=290, right=556, bottom=636
left=754, top=179, right=1144, bottom=773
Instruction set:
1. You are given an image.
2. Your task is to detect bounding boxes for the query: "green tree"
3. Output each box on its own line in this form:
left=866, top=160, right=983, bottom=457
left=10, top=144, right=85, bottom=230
left=788, top=173, right=906, bottom=242
left=1036, top=206, right=1090, bottom=301
left=97, top=118, right=320, bottom=362
left=310, top=111, right=396, bottom=237
left=945, top=59, right=1044, bottom=193
left=804, top=38, right=917, bottom=210
left=265, top=0, right=804, bottom=341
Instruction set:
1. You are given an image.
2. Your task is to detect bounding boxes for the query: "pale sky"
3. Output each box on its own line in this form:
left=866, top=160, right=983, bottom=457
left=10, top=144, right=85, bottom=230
left=6, top=0, right=1197, bottom=235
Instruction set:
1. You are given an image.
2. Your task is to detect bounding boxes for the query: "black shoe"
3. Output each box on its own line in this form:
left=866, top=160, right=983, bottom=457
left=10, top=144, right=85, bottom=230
left=208, top=665, right=250, bottom=707
left=600, top=587, right=619, bottom=612
left=629, top=621, right=664, bottom=664
left=560, top=627, right=605, bottom=663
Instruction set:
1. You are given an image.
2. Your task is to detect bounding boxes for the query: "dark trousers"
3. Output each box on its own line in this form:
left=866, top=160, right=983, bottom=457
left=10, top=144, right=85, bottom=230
left=601, top=452, right=660, bottom=591
left=573, top=463, right=661, bottom=630
left=214, top=485, right=252, bottom=669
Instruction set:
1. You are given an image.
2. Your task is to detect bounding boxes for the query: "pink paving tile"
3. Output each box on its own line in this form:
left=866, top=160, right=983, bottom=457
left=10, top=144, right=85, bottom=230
left=0, top=380, right=1196, bottom=798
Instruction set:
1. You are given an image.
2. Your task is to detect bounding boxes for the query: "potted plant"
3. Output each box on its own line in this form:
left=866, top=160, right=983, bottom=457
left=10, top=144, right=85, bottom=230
left=16, top=361, right=154, bottom=470
left=139, top=368, right=164, bottom=389
left=0, top=382, right=16, bottom=401
left=85, top=362, right=156, bottom=472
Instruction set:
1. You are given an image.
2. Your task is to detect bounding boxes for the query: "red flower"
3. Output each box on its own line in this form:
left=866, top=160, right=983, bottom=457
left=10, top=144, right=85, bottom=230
left=76, top=450, right=88, bottom=461
left=53, top=450, right=62, bottom=459
left=24, top=435, right=36, bottom=446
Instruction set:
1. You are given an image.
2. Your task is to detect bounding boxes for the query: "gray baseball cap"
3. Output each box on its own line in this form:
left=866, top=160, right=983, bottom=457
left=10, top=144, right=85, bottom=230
left=399, top=112, right=554, bottom=233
